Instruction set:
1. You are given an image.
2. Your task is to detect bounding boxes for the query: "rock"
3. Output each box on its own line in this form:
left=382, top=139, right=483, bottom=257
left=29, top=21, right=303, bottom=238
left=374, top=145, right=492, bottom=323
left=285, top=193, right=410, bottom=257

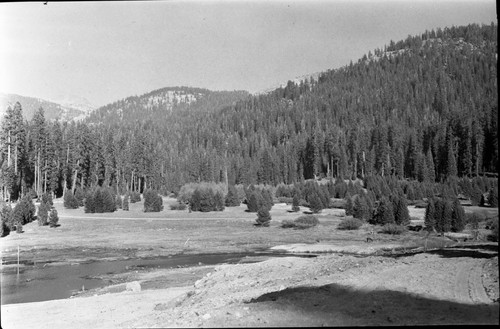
left=126, top=281, right=141, bottom=292
left=202, top=313, right=211, bottom=320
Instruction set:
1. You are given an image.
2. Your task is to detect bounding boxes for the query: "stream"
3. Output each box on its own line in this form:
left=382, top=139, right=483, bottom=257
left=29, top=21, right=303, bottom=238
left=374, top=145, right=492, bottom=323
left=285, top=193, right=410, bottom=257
left=0, top=251, right=315, bottom=305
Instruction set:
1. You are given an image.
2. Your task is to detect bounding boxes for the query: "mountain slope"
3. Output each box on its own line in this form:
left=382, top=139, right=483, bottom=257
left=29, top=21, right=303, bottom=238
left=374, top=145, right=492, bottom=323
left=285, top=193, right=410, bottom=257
left=86, top=87, right=250, bottom=124
left=0, top=92, right=95, bottom=122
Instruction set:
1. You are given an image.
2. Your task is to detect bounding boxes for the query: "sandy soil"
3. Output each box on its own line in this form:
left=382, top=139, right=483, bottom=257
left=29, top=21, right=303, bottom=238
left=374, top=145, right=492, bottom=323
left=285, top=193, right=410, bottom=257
left=1, top=197, right=498, bottom=328
left=2, top=244, right=498, bottom=328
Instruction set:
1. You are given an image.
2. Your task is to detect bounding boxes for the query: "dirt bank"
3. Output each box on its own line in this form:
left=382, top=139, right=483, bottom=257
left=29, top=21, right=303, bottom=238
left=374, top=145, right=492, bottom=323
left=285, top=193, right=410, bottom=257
left=2, top=243, right=498, bottom=328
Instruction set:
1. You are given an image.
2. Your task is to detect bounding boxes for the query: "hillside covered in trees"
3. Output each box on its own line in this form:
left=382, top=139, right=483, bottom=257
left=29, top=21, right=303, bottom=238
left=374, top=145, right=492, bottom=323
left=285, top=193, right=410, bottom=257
left=0, top=23, right=497, bottom=201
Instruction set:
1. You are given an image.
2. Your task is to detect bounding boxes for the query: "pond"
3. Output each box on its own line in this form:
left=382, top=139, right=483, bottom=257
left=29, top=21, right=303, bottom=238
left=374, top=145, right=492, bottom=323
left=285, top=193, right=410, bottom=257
left=0, top=251, right=315, bottom=305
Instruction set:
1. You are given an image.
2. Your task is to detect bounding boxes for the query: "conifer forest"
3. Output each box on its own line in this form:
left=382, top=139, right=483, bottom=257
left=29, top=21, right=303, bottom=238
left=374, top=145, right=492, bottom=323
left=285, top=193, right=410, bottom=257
left=0, top=24, right=498, bottom=203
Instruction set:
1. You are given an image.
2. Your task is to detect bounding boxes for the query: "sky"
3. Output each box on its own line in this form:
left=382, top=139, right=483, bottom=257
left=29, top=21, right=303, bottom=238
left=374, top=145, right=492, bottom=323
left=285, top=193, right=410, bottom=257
left=0, top=0, right=497, bottom=107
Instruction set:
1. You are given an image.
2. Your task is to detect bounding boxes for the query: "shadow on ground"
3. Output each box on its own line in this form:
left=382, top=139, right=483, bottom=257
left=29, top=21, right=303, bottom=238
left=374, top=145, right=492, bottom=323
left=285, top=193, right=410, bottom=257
left=245, top=282, right=499, bottom=326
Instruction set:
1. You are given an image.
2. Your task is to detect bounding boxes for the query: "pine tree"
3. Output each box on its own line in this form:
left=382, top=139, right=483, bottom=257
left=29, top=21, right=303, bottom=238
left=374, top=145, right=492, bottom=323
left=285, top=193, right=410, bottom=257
left=122, top=194, right=130, bottom=211
left=394, top=195, right=410, bottom=225
left=214, top=191, right=225, bottom=211
left=38, top=201, right=49, bottom=226
left=440, top=200, right=453, bottom=233
left=353, top=195, right=368, bottom=220
left=116, top=195, right=122, bottom=209
left=488, top=187, right=498, bottom=207
left=309, top=191, right=323, bottom=214
left=424, top=198, right=436, bottom=231
left=451, top=198, right=465, bottom=232
left=49, top=208, right=59, bottom=228
left=84, top=190, right=95, bottom=213
left=190, top=188, right=201, bottom=212
left=64, top=189, right=80, bottom=209
left=225, top=185, right=240, bottom=207
left=255, top=206, right=271, bottom=227
left=345, top=194, right=354, bottom=216
left=262, top=188, right=274, bottom=210
left=247, top=190, right=263, bottom=212
left=375, top=197, right=395, bottom=225
left=291, top=193, right=300, bottom=212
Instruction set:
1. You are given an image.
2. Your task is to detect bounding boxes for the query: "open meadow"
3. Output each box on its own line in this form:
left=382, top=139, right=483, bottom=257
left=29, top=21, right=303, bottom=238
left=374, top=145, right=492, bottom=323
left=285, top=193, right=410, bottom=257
left=1, top=196, right=498, bottom=327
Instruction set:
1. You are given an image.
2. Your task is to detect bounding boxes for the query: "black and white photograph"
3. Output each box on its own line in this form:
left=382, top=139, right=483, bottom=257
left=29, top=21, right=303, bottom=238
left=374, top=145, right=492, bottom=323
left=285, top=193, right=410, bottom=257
left=0, top=0, right=498, bottom=327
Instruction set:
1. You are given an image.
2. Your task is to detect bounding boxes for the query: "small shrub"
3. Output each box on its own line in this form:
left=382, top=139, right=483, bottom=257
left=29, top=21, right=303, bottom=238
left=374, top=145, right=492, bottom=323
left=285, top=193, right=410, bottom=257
left=247, top=190, right=264, bottom=212
left=278, top=197, right=293, bottom=204
left=115, top=195, right=122, bottom=209
left=295, top=215, right=319, bottom=227
left=144, top=189, right=163, bottom=212
left=64, top=190, right=80, bottom=209
left=85, top=188, right=116, bottom=213
left=214, top=191, right=225, bottom=211
left=49, top=208, right=59, bottom=227
left=225, top=185, right=241, bottom=207
left=1, top=204, right=13, bottom=237
left=281, top=219, right=296, bottom=228
left=337, top=217, right=363, bottom=230
left=122, top=194, right=129, bottom=211
left=170, top=202, right=187, bottom=210
left=255, top=206, right=271, bottom=226
left=330, top=199, right=347, bottom=209
left=41, top=192, right=53, bottom=207
left=74, top=187, right=86, bottom=207
left=308, top=192, right=323, bottom=214
left=130, top=191, right=141, bottom=203
left=291, top=194, right=300, bottom=212
left=37, top=202, right=49, bottom=226
left=487, top=218, right=498, bottom=242
left=381, top=223, right=406, bottom=235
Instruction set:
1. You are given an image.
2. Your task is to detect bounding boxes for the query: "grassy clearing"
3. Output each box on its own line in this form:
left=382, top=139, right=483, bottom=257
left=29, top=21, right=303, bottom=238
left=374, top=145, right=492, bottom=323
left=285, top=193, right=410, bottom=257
left=1, top=197, right=496, bottom=263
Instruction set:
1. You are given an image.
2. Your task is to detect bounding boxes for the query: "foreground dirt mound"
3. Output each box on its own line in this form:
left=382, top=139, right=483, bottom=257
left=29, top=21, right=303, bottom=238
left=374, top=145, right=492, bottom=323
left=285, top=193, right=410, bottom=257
left=124, top=247, right=498, bottom=327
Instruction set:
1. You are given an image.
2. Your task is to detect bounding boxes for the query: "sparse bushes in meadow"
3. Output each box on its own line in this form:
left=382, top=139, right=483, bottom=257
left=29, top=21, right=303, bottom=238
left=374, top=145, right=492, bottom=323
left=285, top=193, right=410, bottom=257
left=337, top=217, right=363, bottom=230
left=143, top=189, right=163, bottom=212
left=178, top=182, right=226, bottom=205
left=282, top=215, right=319, bottom=229
left=189, top=187, right=225, bottom=212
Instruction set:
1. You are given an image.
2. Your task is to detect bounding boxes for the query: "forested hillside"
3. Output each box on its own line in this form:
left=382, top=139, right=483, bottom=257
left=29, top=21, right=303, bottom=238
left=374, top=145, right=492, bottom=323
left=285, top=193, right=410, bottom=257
left=0, top=23, right=497, bottom=200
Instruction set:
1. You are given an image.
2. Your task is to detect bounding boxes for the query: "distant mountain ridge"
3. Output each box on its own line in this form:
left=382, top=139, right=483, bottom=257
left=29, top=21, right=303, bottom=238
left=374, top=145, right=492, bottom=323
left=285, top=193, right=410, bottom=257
left=87, top=86, right=250, bottom=124
left=0, top=92, right=95, bottom=122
